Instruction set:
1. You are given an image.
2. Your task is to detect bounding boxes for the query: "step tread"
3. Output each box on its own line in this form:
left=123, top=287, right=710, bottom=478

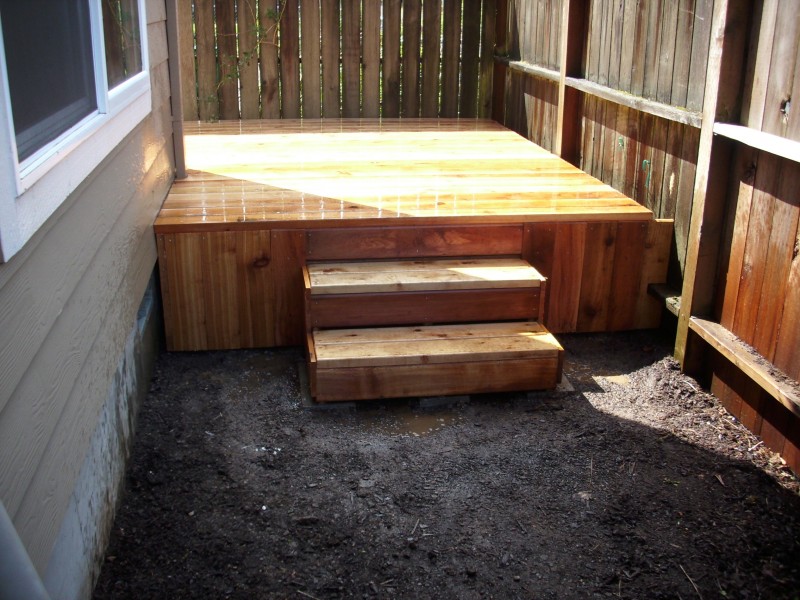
left=307, top=258, right=544, bottom=295
left=313, top=321, right=562, bottom=368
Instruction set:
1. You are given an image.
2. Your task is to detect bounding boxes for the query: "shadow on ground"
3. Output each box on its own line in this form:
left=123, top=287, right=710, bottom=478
left=93, top=330, right=800, bottom=600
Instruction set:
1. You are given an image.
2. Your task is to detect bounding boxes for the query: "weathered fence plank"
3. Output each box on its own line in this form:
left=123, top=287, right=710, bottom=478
left=301, top=0, right=322, bottom=118
left=321, top=0, right=340, bottom=117
left=421, top=0, right=443, bottom=117
left=238, top=0, right=260, bottom=118
left=280, top=0, right=301, bottom=118
left=341, top=1, right=361, bottom=117
left=362, top=1, right=381, bottom=117
left=402, top=0, right=423, bottom=117
left=383, top=0, right=402, bottom=118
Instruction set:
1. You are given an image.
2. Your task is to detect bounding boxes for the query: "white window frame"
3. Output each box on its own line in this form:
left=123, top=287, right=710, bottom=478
left=0, top=0, right=151, bottom=262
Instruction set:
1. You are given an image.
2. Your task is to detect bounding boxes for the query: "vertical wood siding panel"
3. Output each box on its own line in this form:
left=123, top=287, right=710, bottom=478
left=577, top=221, right=617, bottom=332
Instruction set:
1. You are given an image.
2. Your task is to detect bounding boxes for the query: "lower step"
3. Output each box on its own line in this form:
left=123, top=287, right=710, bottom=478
left=308, top=321, right=563, bottom=402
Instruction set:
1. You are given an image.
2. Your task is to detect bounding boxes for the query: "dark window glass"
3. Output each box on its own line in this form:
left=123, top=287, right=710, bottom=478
left=1, top=0, right=97, bottom=161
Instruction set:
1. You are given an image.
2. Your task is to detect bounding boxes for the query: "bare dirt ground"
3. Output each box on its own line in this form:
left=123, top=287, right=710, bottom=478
left=93, top=329, right=800, bottom=599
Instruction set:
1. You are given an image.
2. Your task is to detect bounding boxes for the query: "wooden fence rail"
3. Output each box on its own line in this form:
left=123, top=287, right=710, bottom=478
left=179, top=0, right=497, bottom=121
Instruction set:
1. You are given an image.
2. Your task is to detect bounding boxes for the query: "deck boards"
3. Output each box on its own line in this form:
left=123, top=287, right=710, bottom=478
left=307, top=258, right=544, bottom=295
left=155, top=119, right=653, bottom=232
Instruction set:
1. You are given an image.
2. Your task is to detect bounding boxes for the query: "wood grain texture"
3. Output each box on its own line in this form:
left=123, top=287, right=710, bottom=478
left=401, top=0, right=422, bottom=117
left=280, top=0, right=301, bottom=118
left=307, top=225, right=524, bottom=260
left=362, top=1, right=381, bottom=117
left=176, top=0, right=197, bottom=119
left=577, top=221, right=617, bottom=331
left=301, top=0, right=322, bottom=118
left=157, top=119, right=653, bottom=231
left=341, top=1, right=361, bottom=117
left=259, top=0, right=281, bottom=119
left=238, top=0, right=260, bottom=118
left=215, top=0, right=238, bottom=119
left=421, top=0, right=443, bottom=117
left=382, top=0, right=402, bottom=118
left=194, top=0, right=217, bottom=120
left=321, top=0, right=340, bottom=117
left=270, top=230, right=306, bottom=346
left=441, top=0, right=462, bottom=117
left=313, top=356, right=561, bottom=401
left=308, top=288, right=542, bottom=329
left=306, top=258, right=544, bottom=294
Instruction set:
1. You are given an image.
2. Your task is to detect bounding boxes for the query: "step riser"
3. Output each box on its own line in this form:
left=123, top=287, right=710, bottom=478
left=312, top=357, right=561, bottom=402
left=308, top=288, right=542, bottom=329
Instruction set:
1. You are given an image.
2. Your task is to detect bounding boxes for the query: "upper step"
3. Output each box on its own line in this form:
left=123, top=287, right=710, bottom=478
left=303, top=257, right=547, bottom=328
left=306, top=258, right=545, bottom=295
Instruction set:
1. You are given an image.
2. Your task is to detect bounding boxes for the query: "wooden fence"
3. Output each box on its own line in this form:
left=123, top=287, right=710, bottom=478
left=494, top=0, right=800, bottom=473
left=179, top=0, right=498, bottom=121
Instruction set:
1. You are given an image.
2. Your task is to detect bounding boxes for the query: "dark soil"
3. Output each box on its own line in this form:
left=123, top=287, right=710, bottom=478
left=93, top=330, right=800, bottom=600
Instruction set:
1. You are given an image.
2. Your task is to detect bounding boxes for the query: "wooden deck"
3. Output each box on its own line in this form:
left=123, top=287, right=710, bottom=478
left=156, top=119, right=653, bottom=232
left=155, top=119, right=672, bottom=351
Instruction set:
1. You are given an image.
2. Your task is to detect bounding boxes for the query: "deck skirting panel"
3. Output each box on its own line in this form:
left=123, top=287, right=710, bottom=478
left=155, top=120, right=672, bottom=350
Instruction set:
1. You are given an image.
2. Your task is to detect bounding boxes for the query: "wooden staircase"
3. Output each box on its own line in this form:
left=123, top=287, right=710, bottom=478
left=303, top=257, right=564, bottom=402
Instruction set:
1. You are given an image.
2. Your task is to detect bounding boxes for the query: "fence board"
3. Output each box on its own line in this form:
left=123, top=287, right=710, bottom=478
left=216, top=0, right=238, bottom=119
left=383, top=0, right=402, bottom=117
left=421, top=0, right=443, bottom=117
left=656, top=1, right=679, bottom=105
left=733, top=154, right=782, bottom=344
left=321, top=0, right=340, bottom=117
left=670, top=0, right=695, bottom=107
left=342, top=1, right=361, bottom=117
left=362, top=1, right=381, bottom=117
left=479, top=0, right=497, bottom=117
left=238, top=0, right=261, bottom=118
left=441, top=0, right=462, bottom=117
left=686, top=0, right=712, bottom=111
left=280, top=0, right=301, bottom=118
left=195, top=0, right=217, bottom=120
left=402, top=0, right=423, bottom=117
left=460, top=0, right=482, bottom=118
left=177, top=0, right=197, bottom=119
left=260, top=0, right=281, bottom=118
left=762, top=1, right=800, bottom=138
left=301, top=0, right=322, bottom=118
left=753, top=164, right=800, bottom=359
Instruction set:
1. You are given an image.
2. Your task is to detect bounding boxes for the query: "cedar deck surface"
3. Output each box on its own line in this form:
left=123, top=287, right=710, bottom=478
left=155, top=118, right=653, bottom=232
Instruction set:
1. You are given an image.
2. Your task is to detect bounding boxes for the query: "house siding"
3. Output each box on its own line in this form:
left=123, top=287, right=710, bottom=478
left=0, top=1, right=173, bottom=593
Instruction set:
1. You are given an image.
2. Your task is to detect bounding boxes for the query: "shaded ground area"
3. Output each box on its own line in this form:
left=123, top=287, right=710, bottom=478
left=94, top=330, right=800, bottom=599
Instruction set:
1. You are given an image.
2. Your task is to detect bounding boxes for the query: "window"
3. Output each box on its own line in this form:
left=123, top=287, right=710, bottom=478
left=0, top=0, right=150, bottom=261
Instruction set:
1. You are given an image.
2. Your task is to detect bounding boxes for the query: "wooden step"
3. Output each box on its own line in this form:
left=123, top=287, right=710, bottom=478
left=304, top=258, right=547, bottom=328
left=308, top=321, right=563, bottom=402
